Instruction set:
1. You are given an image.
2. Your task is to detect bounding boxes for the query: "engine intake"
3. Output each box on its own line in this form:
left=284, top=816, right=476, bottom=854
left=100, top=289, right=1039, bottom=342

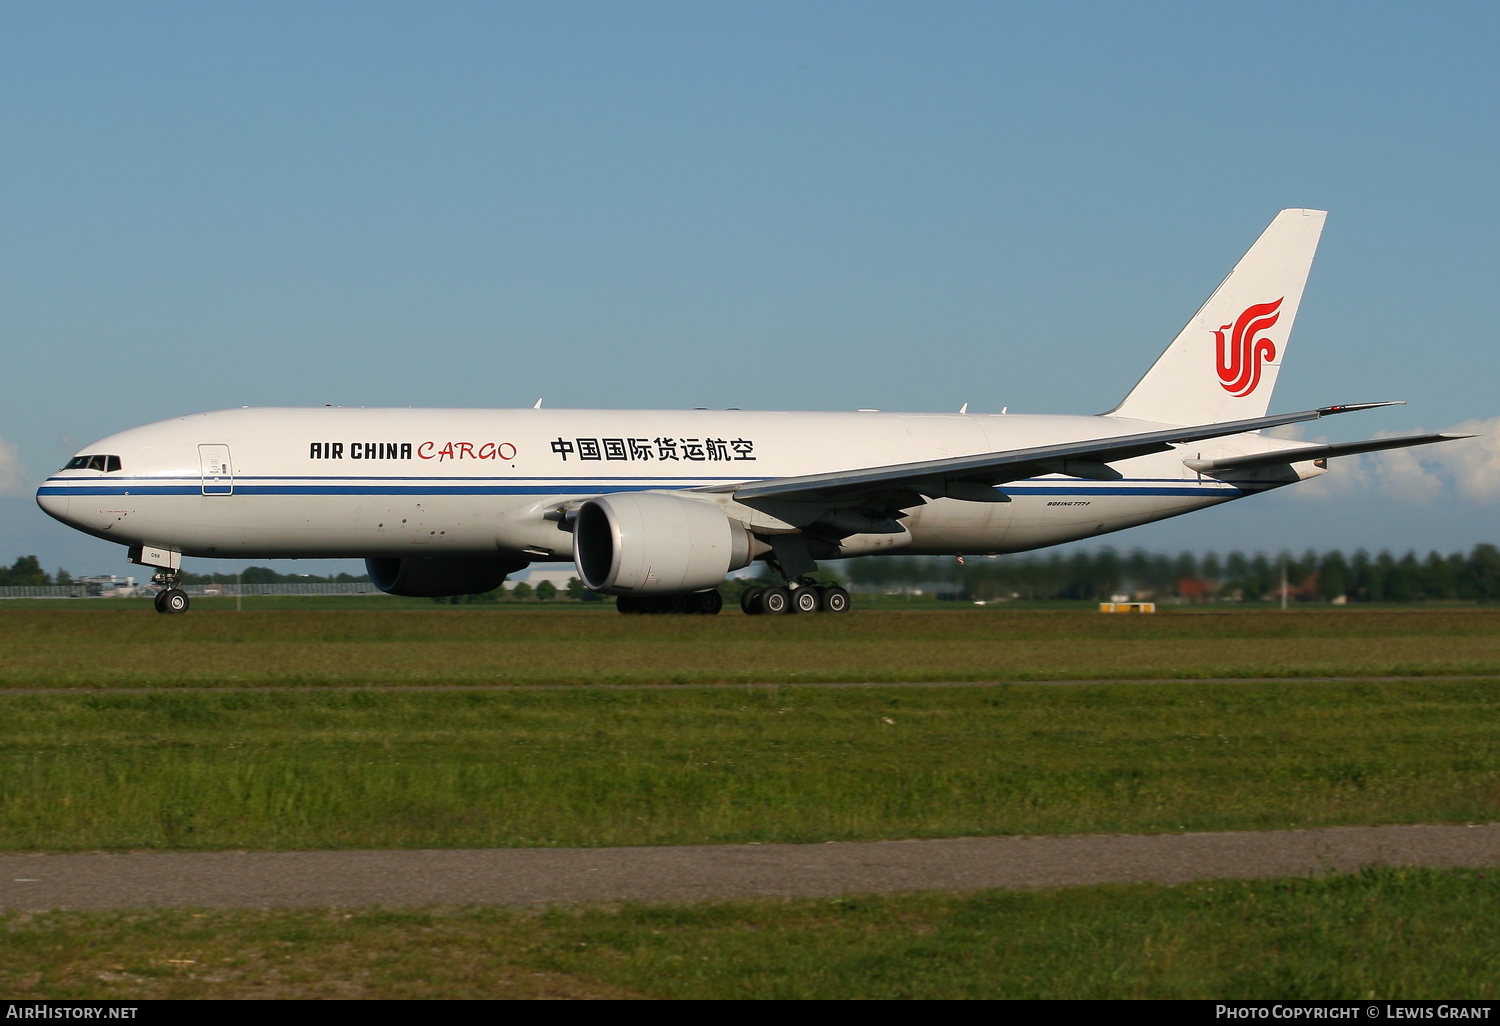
left=573, top=492, right=751, bottom=595
left=366, top=556, right=529, bottom=597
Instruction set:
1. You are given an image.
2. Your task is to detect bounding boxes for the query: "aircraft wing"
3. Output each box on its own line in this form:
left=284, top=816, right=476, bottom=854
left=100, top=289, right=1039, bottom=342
left=1182, top=432, right=1471, bottom=473
left=713, top=402, right=1409, bottom=513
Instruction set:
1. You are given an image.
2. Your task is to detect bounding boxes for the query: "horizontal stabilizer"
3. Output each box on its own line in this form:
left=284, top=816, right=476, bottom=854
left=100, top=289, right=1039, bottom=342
left=1182, top=432, right=1472, bottom=473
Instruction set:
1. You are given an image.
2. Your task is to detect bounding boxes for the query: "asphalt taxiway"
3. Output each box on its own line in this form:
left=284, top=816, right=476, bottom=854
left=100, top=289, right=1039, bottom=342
left=3, top=823, right=1496, bottom=910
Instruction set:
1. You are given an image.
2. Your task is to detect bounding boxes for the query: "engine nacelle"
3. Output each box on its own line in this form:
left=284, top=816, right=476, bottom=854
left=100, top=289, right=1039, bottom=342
left=573, top=492, right=752, bottom=595
left=366, top=556, right=529, bottom=597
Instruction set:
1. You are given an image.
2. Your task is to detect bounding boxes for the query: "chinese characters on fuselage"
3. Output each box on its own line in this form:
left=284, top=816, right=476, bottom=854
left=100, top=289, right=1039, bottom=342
left=550, top=437, right=755, bottom=461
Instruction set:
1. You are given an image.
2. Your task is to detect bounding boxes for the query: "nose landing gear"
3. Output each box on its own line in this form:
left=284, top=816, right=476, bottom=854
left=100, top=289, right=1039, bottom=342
left=150, top=569, right=190, bottom=615
left=154, top=588, right=190, bottom=614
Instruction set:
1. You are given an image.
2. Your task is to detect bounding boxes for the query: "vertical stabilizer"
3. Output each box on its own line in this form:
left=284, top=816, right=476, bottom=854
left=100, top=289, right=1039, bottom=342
left=1109, top=208, right=1326, bottom=425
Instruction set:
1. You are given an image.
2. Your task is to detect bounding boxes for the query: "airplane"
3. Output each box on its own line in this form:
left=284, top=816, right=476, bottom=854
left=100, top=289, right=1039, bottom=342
left=36, top=208, right=1470, bottom=615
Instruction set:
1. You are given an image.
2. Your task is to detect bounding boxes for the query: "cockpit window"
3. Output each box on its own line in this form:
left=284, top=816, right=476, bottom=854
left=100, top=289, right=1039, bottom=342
left=63, top=455, right=122, bottom=472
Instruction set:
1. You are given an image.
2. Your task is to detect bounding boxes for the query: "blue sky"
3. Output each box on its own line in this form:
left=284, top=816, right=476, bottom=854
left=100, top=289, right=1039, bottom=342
left=3, top=1, right=1497, bottom=575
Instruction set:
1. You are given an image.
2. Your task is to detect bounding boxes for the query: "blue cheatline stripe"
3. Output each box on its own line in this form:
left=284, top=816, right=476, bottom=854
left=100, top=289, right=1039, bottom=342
left=1005, top=486, right=1252, bottom=497
left=43, top=473, right=1219, bottom=486
left=247, top=473, right=760, bottom=481
left=37, top=482, right=1262, bottom=499
left=44, top=474, right=1237, bottom=485
left=35, top=485, right=731, bottom=497
left=39, top=485, right=203, bottom=496
left=44, top=474, right=760, bottom=484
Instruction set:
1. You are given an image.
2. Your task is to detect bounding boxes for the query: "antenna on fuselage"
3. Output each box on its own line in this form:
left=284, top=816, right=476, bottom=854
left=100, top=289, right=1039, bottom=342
left=959, top=403, right=968, bottom=414
left=533, top=398, right=544, bottom=409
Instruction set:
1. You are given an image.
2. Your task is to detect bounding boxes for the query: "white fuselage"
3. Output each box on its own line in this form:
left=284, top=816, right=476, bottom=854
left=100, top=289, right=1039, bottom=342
left=36, top=407, right=1323, bottom=564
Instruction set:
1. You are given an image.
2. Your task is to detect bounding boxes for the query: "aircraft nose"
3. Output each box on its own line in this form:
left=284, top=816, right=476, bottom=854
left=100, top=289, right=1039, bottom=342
left=35, top=487, right=73, bottom=525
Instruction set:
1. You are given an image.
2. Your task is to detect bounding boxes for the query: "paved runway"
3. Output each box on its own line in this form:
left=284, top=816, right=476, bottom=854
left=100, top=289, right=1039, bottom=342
left=3, top=824, right=1496, bottom=910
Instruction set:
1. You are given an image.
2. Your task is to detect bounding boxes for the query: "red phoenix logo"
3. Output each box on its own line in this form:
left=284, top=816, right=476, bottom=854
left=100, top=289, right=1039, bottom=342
left=1215, top=298, right=1283, bottom=396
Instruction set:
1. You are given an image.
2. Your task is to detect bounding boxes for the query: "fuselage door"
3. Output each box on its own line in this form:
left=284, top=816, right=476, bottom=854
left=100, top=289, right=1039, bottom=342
left=199, top=444, right=234, bottom=496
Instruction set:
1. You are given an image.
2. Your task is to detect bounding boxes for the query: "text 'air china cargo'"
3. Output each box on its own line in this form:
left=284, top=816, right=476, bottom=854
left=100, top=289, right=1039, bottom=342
left=38, top=209, right=1471, bottom=615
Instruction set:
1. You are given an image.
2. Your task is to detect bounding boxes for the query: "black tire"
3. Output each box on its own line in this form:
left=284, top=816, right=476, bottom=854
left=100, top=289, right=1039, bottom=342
left=822, top=586, right=851, bottom=613
left=160, top=589, right=190, bottom=615
left=792, top=586, right=821, bottom=614
left=761, top=587, right=790, bottom=614
left=740, top=586, right=766, bottom=615
left=616, top=596, right=642, bottom=614
left=669, top=593, right=695, bottom=614
left=695, top=589, right=723, bottom=615
left=153, top=590, right=168, bottom=613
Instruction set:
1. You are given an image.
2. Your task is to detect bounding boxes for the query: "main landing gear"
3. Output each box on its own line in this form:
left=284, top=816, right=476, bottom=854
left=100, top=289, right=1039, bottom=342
left=740, top=535, right=852, bottom=614
left=151, top=569, right=190, bottom=615
left=614, top=581, right=851, bottom=615
left=612, top=536, right=854, bottom=616
left=616, top=590, right=724, bottom=615
left=740, top=580, right=851, bottom=615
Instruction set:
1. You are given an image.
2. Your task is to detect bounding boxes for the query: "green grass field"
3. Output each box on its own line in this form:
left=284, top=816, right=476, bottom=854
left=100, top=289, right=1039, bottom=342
left=4, top=868, right=1495, bottom=999
left=4, top=606, right=1497, bottom=999
left=2, top=680, right=1497, bottom=851
left=4, top=606, right=1500, bottom=687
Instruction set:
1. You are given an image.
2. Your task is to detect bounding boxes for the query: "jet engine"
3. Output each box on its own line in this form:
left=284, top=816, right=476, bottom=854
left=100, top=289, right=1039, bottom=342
left=573, top=492, right=753, bottom=595
left=366, top=556, right=529, bottom=597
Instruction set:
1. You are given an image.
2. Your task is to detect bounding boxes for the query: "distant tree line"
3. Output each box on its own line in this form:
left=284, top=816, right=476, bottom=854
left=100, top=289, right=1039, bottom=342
left=837, top=545, right=1500, bottom=604
left=434, top=577, right=593, bottom=603
left=0, top=558, right=370, bottom=587
left=179, top=567, right=371, bottom=585
left=8, top=545, right=1500, bottom=603
left=0, top=556, right=67, bottom=586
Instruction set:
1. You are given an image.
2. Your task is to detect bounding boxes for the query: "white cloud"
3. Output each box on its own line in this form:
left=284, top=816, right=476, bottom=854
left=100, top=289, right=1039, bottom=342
left=1443, top=418, right=1500, bottom=500
left=1276, top=417, right=1500, bottom=505
left=0, top=436, right=28, bottom=496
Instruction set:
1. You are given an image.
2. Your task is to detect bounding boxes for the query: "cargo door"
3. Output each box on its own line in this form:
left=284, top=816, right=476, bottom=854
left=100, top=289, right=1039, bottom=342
left=199, top=444, right=234, bottom=495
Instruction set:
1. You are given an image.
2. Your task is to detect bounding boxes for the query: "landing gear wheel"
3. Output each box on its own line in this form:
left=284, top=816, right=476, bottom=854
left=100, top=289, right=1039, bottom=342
left=791, top=586, right=821, bottom=614
left=694, top=589, right=723, bottom=615
left=156, top=588, right=190, bottom=615
left=616, top=596, right=644, bottom=614
left=821, top=586, right=851, bottom=613
left=761, top=587, right=791, bottom=614
left=740, top=586, right=766, bottom=615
